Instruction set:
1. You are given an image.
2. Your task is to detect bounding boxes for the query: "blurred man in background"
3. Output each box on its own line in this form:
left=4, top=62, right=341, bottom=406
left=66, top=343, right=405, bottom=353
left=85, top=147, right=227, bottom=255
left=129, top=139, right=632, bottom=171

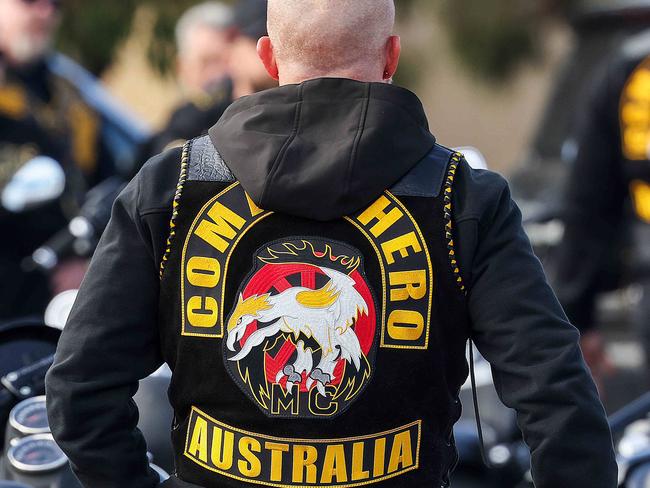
left=229, top=0, right=276, bottom=99
left=143, top=1, right=236, bottom=156
left=0, top=0, right=114, bottom=187
left=143, top=0, right=276, bottom=158
left=176, top=1, right=234, bottom=96
left=0, top=0, right=116, bottom=319
left=555, top=30, right=650, bottom=386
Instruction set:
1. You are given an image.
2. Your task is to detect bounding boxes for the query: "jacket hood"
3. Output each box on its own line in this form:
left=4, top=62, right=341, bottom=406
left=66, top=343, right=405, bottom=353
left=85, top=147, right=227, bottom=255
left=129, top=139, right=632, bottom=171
left=209, top=77, right=436, bottom=221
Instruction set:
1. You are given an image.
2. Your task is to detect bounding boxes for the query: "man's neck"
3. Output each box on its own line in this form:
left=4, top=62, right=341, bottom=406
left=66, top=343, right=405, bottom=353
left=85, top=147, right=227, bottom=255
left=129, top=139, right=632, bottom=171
left=278, top=70, right=385, bottom=87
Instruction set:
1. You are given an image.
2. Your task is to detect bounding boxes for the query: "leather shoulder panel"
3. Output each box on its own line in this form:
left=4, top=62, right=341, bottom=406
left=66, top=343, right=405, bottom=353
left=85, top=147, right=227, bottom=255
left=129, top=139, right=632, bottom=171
left=187, top=135, right=235, bottom=183
left=390, top=144, right=454, bottom=198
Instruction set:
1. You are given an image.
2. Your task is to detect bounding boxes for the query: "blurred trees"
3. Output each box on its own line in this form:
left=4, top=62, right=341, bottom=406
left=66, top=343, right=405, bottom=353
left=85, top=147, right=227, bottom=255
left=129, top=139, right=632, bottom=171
left=58, top=0, right=138, bottom=75
left=57, top=0, right=573, bottom=80
left=437, top=0, right=576, bottom=80
left=58, top=0, right=234, bottom=75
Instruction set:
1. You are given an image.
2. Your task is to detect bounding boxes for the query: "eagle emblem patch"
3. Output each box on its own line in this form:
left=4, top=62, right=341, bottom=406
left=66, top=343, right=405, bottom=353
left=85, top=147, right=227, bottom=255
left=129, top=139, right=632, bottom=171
left=223, top=238, right=379, bottom=419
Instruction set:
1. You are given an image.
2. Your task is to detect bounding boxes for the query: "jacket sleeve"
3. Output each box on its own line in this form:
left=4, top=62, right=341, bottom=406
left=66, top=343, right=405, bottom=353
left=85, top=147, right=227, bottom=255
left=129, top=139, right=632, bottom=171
left=553, top=59, right=628, bottom=332
left=45, top=169, right=164, bottom=488
left=455, top=166, right=617, bottom=487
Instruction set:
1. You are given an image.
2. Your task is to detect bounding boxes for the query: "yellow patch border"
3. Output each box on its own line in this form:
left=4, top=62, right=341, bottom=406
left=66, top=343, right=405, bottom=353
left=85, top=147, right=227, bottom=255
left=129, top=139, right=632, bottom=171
left=385, top=190, right=435, bottom=350
left=180, top=182, right=273, bottom=338
left=183, top=406, right=422, bottom=488
left=345, top=191, right=434, bottom=350
left=219, top=212, right=274, bottom=330
left=181, top=188, right=433, bottom=349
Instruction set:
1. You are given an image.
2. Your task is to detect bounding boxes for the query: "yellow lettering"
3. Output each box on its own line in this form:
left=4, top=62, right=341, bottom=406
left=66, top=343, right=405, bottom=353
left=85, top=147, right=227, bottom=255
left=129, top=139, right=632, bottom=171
left=238, top=437, right=261, bottom=478
left=194, top=202, right=246, bottom=252
left=387, top=310, right=424, bottom=341
left=271, top=383, right=299, bottom=416
left=187, top=296, right=218, bottom=328
left=373, top=437, right=386, bottom=477
left=626, top=70, right=650, bottom=101
left=265, top=442, right=289, bottom=482
left=187, top=256, right=221, bottom=288
left=187, top=417, right=208, bottom=463
left=352, top=442, right=370, bottom=481
left=381, top=232, right=421, bottom=265
left=210, top=427, right=234, bottom=470
left=308, top=385, right=337, bottom=416
left=622, top=102, right=650, bottom=126
left=631, top=180, right=650, bottom=223
left=624, top=128, right=650, bottom=160
left=321, top=444, right=348, bottom=483
left=388, top=431, right=414, bottom=473
left=245, top=192, right=264, bottom=217
left=358, top=196, right=403, bottom=238
left=389, top=270, right=427, bottom=302
left=292, top=445, right=318, bottom=483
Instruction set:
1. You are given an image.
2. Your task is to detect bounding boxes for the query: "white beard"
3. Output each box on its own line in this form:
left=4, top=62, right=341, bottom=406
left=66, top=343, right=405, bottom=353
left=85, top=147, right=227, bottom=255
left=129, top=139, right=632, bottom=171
left=7, top=33, right=51, bottom=64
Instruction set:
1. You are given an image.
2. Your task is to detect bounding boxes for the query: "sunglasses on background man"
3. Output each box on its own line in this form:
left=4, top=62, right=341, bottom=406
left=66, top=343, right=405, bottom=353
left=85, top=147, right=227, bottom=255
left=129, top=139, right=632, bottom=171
left=19, top=0, right=62, bottom=8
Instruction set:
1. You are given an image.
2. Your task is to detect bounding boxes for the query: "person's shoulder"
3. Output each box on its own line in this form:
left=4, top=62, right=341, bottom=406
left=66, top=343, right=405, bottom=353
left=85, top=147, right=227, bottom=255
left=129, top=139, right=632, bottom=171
left=452, top=158, right=510, bottom=223
left=135, top=145, right=185, bottom=214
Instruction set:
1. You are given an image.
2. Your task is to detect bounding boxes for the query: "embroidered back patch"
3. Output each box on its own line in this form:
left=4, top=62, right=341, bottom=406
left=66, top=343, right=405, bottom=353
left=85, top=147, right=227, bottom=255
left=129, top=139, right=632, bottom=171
left=179, top=183, right=435, bottom=419
left=223, top=238, right=379, bottom=419
left=184, top=406, right=421, bottom=487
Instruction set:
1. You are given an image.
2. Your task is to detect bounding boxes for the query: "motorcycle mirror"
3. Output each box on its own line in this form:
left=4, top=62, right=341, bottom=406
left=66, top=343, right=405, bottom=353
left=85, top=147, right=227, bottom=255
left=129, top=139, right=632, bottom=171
left=44, top=289, right=78, bottom=330
left=1, top=156, right=66, bottom=213
left=454, top=146, right=489, bottom=170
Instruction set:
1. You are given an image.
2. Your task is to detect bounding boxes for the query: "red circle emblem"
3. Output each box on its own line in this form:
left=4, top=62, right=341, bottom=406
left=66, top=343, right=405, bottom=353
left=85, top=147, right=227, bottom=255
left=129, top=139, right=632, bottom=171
left=223, top=238, right=379, bottom=418
left=239, top=262, right=376, bottom=392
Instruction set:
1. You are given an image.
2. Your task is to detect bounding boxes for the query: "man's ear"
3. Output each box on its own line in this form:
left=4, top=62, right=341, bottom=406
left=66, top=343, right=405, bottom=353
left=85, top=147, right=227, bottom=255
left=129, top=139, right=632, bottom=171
left=383, top=35, right=401, bottom=81
left=257, top=36, right=279, bottom=81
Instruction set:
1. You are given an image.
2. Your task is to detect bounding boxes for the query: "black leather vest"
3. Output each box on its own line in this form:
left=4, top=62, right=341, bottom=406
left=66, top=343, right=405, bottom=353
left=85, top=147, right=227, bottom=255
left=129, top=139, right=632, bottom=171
left=158, top=135, right=470, bottom=488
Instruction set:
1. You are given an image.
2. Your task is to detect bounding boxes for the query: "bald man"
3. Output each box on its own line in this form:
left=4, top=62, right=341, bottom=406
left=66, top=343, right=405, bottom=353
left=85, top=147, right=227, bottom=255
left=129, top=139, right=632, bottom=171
left=46, top=1, right=616, bottom=487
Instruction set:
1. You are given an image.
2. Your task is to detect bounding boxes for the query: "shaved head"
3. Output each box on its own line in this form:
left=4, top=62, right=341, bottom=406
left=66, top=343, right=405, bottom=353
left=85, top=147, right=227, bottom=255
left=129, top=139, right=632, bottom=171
left=266, top=0, right=396, bottom=82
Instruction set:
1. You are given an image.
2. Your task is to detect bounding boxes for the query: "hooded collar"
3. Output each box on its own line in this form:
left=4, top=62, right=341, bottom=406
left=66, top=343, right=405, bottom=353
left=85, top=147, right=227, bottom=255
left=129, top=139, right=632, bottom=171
left=210, top=77, right=436, bottom=221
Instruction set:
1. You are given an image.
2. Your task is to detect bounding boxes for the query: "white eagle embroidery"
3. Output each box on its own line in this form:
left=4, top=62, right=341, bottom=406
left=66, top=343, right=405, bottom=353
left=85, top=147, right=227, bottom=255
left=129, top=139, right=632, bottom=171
left=226, top=266, right=369, bottom=396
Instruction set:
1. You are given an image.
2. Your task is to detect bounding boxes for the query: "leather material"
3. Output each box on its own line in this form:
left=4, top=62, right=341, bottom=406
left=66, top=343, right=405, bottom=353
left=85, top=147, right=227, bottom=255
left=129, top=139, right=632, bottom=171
left=187, top=135, right=235, bottom=183
left=390, top=144, right=454, bottom=198
left=186, top=135, right=452, bottom=199
left=158, top=150, right=470, bottom=487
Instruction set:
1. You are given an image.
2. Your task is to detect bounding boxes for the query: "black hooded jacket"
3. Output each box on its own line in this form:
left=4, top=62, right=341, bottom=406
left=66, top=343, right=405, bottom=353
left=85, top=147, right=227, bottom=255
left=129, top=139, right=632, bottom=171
left=46, top=78, right=616, bottom=488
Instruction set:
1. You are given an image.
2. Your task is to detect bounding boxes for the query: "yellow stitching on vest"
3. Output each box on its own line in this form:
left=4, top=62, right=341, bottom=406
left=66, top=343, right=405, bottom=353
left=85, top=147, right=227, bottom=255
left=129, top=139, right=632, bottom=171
left=160, top=140, right=191, bottom=280
left=445, top=153, right=467, bottom=295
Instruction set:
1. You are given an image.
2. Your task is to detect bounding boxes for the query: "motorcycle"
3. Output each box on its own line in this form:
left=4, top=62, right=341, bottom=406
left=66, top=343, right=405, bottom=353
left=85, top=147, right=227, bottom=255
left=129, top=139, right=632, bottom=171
left=0, top=157, right=174, bottom=487
left=607, top=392, right=650, bottom=487
left=0, top=313, right=173, bottom=487
left=0, top=394, right=169, bottom=488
